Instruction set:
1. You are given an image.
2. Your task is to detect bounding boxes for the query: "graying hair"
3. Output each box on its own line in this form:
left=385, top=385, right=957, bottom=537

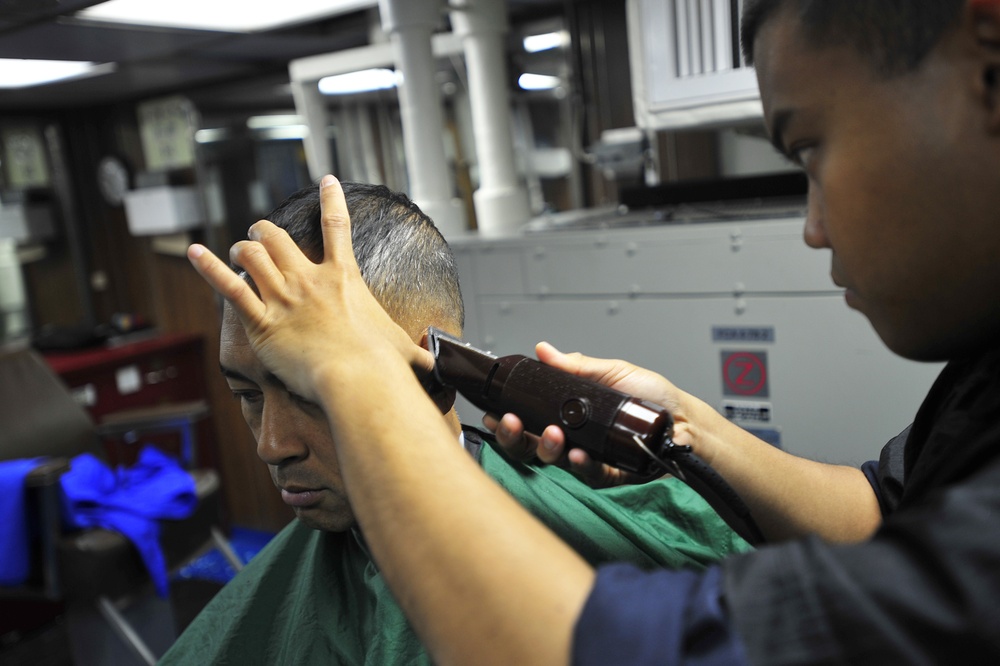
left=242, top=182, right=464, bottom=331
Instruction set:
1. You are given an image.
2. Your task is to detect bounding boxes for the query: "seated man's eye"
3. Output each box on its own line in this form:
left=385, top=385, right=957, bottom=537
left=290, top=392, right=320, bottom=411
left=233, top=391, right=263, bottom=405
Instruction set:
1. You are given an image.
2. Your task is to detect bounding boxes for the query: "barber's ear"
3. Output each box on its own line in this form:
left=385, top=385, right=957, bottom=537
left=981, top=66, right=1000, bottom=131
left=985, top=66, right=1000, bottom=97
left=970, top=0, right=1000, bottom=127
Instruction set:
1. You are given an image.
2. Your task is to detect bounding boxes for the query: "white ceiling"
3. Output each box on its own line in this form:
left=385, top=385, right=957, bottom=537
left=0, top=0, right=564, bottom=113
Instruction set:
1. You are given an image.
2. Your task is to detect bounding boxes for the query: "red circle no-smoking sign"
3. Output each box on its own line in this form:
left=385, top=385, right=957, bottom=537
left=722, top=352, right=768, bottom=397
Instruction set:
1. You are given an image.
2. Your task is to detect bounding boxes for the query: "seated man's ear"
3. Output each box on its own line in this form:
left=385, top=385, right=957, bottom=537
left=418, top=328, right=458, bottom=415
left=418, top=329, right=433, bottom=355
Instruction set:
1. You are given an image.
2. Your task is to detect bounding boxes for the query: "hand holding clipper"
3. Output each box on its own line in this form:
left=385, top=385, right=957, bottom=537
left=425, top=328, right=765, bottom=545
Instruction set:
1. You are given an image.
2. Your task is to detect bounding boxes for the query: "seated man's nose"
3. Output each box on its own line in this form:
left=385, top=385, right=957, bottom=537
left=257, top=436, right=306, bottom=465
left=257, top=418, right=307, bottom=463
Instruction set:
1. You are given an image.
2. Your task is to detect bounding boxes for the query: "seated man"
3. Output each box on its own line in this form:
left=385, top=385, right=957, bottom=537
left=160, top=183, right=750, bottom=664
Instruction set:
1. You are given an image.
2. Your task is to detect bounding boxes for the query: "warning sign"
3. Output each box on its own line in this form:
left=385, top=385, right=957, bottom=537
left=721, top=351, right=769, bottom=398
left=721, top=400, right=772, bottom=423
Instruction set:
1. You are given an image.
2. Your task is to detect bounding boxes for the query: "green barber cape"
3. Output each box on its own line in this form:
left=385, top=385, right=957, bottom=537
left=159, top=430, right=751, bottom=665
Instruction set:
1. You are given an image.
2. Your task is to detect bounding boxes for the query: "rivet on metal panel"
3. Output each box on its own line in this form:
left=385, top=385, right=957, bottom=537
left=533, top=246, right=546, bottom=260
left=499, top=302, right=512, bottom=314
left=539, top=285, right=550, bottom=296
left=730, top=228, right=743, bottom=252
left=735, top=298, right=747, bottom=315
left=629, top=284, right=641, bottom=297
left=733, top=282, right=746, bottom=297
left=608, top=301, right=620, bottom=316
left=626, top=242, right=638, bottom=257
left=594, top=236, right=608, bottom=247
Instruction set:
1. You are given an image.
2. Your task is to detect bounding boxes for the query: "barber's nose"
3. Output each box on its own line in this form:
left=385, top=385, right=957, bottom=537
left=256, top=401, right=307, bottom=466
left=802, top=187, right=829, bottom=250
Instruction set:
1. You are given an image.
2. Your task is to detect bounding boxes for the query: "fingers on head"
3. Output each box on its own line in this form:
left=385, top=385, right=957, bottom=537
left=189, top=245, right=243, bottom=300
left=247, top=220, right=280, bottom=242
left=318, top=175, right=352, bottom=262
left=230, top=240, right=284, bottom=297
left=188, top=245, right=262, bottom=322
left=230, top=239, right=264, bottom=272
left=247, top=221, right=307, bottom=268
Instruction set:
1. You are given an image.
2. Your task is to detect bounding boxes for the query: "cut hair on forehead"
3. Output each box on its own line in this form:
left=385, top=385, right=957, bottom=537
left=247, top=182, right=464, bottom=332
left=740, top=0, right=966, bottom=76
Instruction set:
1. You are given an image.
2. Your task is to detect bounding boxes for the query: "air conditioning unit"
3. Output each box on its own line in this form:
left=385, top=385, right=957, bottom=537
left=627, top=0, right=762, bottom=130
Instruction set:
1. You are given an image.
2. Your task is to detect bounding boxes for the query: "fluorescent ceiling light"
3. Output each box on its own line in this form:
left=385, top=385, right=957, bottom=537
left=523, top=31, right=568, bottom=53
left=195, top=128, right=230, bottom=144
left=318, top=69, right=398, bottom=95
left=0, top=59, right=115, bottom=89
left=76, top=0, right=378, bottom=33
left=518, top=73, right=561, bottom=91
left=257, top=127, right=310, bottom=141
left=246, top=115, right=305, bottom=129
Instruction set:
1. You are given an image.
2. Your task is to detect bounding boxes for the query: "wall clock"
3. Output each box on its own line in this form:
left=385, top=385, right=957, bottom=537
left=97, top=155, right=130, bottom=206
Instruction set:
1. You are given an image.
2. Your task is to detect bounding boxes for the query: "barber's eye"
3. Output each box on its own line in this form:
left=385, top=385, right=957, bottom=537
left=789, top=145, right=816, bottom=170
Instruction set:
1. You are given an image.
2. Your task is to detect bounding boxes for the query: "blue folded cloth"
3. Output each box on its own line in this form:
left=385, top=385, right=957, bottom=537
left=0, top=458, right=45, bottom=586
left=60, top=445, right=198, bottom=597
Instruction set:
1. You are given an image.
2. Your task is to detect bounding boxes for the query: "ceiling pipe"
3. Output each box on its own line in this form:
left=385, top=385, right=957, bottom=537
left=377, top=0, right=467, bottom=237
left=449, top=0, right=531, bottom=237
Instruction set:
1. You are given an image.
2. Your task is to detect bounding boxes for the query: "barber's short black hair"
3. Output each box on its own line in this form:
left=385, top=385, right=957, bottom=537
left=741, top=0, right=966, bottom=76
left=260, top=181, right=465, bottom=331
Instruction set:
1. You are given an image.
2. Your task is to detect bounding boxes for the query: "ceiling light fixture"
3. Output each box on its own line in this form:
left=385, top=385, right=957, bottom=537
left=0, top=59, right=116, bottom=89
left=523, top=31, right=569, bottom=53
left=194, top=128, right=230, bottom=144
left=318, top=69, right=398, bottom=95
left=518, top=73, right=561, bottom=91
left=76, top=0, right=378, bottom=33
left=246, top=115, right=305, bottom=129
left=257, top=127, right=310, bottom=141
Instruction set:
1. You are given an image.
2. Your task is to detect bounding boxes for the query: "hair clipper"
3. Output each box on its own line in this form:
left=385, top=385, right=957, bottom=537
left=425, top=327, right=765, bottom=546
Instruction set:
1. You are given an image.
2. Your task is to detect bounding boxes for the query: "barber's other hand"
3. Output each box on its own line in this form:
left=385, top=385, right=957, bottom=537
left=484, top=343, right=690, bottom=488
left=187, top=175, right=433, bottom=402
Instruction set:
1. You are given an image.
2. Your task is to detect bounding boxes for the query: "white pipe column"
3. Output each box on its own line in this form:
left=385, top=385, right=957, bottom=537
left=378, top=0, right=467, bottom=236
left=450, top=0, right=531, bottom=237
left=290, top=79, right=334, bottom=180
left=0, top=238, right=29, bottom=341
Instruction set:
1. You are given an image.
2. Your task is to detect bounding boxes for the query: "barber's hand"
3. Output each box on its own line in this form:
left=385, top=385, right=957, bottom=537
left=187, top=175, right=433, bottom=402
left=484, top=343, right=692, bottom=488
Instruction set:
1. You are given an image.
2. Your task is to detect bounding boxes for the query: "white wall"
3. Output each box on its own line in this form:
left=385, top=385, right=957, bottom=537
left=451, top=216, right=941, bottom=467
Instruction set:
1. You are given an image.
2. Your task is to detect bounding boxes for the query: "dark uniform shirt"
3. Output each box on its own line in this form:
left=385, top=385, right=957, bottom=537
left=574, top=347, right=1000, bottom=664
